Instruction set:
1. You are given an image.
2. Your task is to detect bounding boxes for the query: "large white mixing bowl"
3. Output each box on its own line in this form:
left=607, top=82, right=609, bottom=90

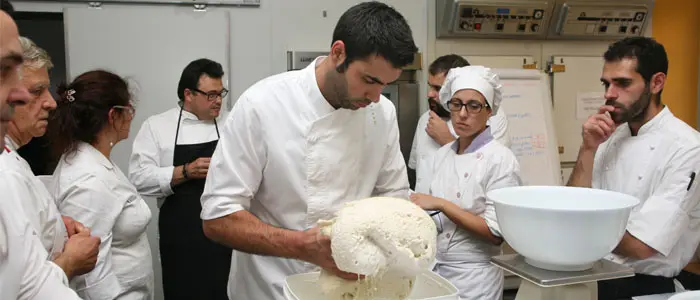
left=669, top=291, right=700, bottom=300
left=487, top=186, right=640, bottom=271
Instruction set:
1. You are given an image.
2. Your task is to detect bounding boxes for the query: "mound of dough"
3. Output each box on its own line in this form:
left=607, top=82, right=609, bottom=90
left=317, top=197, right=437, bottom=300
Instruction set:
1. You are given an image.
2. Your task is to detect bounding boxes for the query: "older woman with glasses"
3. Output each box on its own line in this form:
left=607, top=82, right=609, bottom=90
left=409, top=66, right=522, bottom=300
left=46, top=70, right=154, bottom=299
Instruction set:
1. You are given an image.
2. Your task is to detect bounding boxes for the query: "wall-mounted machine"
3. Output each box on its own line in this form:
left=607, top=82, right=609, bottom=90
left=436, top=0, right=653, bottom=40
left=437, top=0, right=556, bottom=39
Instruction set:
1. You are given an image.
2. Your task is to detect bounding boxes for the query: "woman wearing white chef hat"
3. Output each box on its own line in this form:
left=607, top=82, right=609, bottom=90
left=410, top=66, right=523, bottom=300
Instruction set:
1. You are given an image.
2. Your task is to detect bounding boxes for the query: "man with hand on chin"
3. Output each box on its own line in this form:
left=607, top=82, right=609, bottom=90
left=567, top=36, right=700, bottom=298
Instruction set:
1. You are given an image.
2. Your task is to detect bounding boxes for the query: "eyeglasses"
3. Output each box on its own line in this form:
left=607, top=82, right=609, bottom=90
left=447, top=99, right=490, bottom=114
left=191, top=88, right=229, bottom=101
left=113, top=105, right=135, bottom=118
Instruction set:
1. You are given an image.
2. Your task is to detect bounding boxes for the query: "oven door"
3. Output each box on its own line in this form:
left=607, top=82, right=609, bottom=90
left=382, top=83, right=420, bottom=168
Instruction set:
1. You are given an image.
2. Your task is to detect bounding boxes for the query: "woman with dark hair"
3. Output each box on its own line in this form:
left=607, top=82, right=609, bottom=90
left=46, top=70, right=154, bottom=299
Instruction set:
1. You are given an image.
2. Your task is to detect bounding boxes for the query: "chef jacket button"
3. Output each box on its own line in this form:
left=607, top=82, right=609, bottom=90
left=638, top=175, right=643, bottom=180
left=456, top=192, right=461, bottom=198
left=650, top=145, right=655, bottom=150
left=446, top=233, right=451, bottom=238
left=464, top=172, right=469, bottom=178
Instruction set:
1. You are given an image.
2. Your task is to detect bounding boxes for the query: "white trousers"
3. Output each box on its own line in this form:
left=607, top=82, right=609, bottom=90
left=434, top=262, right=504, bottom=300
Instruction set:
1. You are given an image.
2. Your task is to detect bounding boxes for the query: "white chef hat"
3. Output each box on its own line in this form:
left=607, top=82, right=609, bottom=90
left=439, top=66, right=503, bottom=115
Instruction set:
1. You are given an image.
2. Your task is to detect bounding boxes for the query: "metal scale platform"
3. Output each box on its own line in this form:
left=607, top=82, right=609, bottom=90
left=493, top=254, right=635, bottom=300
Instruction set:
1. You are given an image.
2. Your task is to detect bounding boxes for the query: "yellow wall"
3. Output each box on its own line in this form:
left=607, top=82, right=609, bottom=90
left=652, top=0, right=700, bottom=128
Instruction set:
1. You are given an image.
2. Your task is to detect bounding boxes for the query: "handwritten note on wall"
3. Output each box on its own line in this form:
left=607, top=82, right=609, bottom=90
left=498, top=72, right=561, bottom=186
left=510, top=133, right=547, bottom=158
left=576, top=92, right=606, bottom=120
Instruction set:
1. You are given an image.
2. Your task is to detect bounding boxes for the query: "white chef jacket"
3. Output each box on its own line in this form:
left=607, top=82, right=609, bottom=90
left=1, top=137, right=68, bottom=260
left=51, top=142, right=154, bottom=299
left=0, top=168, right=81, bottom=300
left=593, top=107, right=700, bottom=278
left=409, top=107, right=510, bottom=194
left=128, top=106, right=223, bottom=207
left=200, top=56, right=410, bottom=300
left=428, top=128, right=521, bottom=300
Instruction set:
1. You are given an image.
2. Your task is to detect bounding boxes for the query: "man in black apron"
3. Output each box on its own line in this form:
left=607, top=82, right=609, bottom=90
left=129, top=58, right=231, bottom=299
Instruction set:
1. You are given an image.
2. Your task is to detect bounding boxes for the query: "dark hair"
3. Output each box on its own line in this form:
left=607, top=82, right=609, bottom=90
left=332, top=1, right=418, bottom=70
left=0, top=0, right=14, bottom=15
left=604, top=37, right=668, bottom=84
left=48, top=70, right=131, bottom=159
left=177, top=58, right=224, bottom=101
left=429, top=54, right=470, bottom=76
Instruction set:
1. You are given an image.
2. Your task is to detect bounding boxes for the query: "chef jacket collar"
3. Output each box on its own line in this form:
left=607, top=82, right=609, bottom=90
left=636, top=106, right=671, bottom=136
left=76, top=141, right=114, bottom=170
left=304, top=56, right=336, bottom=117
left=176, top=105, right=220, bottom=123
left=3, top=136, right=19, bottom=152
left=451, top=126, right=494, bottom=154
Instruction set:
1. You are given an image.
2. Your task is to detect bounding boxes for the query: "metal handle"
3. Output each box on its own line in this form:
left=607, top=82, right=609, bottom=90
left=554, top=4, right=569, bottom=34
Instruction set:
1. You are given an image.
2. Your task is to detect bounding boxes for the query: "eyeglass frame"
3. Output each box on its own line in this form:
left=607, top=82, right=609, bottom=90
left=189, top=87, right=229, bottom=101
left=446, top=99, right=491, bottom=114
left=112, top=105, right=135, bottom=118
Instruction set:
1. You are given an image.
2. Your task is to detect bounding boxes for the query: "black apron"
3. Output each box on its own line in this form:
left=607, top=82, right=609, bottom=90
left=159, top=106, right=232, bottom=300
left=598, top=273, right=675, bottom=299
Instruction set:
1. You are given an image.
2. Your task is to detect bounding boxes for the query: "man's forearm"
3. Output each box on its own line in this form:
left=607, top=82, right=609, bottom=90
left=613, top=231, right=657, bottom=259
left=203, top=210, right=305, bottom=259
left=170, top=165, right=187, bottom=186
left=566, top=146, right=596, bottom=188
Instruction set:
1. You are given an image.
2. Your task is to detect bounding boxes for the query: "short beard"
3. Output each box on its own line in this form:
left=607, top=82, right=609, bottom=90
left=428, top=98, right=451, bottom=119
left=606, top=85, right=652, bottom=124
left=323, top=63, right=369, bottom=110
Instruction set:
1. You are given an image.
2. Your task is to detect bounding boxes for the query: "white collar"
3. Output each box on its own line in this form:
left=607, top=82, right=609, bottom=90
left=176, top=106, right=222, bottom=123
left=3, top=136, right=19, bottom=152
left=303, top=56, right=336, bottom=117
left=76, top=142, right=114, bottom=170
left=177, top=106, right=202, bottom=121
left=636, top=106, right=671, bottom=136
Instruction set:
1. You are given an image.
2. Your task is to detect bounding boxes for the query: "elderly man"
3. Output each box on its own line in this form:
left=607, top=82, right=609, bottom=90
left=568, top=37, right=700, bottom=298
left=2, top=35, right=100, bottom=279
left=0, top=2, right=95, bottom=297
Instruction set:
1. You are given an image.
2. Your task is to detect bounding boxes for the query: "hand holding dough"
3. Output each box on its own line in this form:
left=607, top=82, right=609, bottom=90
left=317, top=197, right=438, bottom=300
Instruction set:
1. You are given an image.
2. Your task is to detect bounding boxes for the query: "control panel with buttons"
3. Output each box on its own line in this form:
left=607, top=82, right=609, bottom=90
left=436, top=0, right=652, bottom=40
left=552, top=4, right=649, bottom=38
left=449, top=3, right=552, bottom=37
